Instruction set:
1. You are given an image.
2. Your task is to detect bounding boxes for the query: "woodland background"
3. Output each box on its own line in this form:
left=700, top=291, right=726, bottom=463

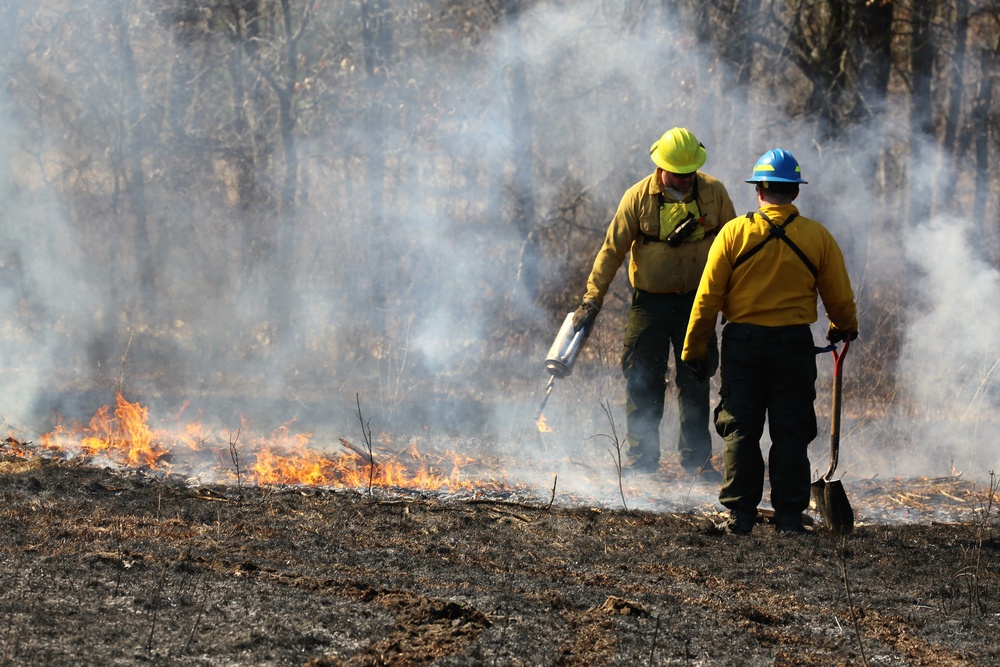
left=0, top=0, right=998, bottom=488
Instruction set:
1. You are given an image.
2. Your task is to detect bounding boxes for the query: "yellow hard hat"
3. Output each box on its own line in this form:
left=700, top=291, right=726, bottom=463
left=649, top=127, right=707, bottom=173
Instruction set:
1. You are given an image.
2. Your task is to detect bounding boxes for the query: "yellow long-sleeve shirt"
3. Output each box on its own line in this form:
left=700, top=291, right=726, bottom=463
left=583, top=171, right=737, bottom=304
left=682, top=203, right=858, bottom=360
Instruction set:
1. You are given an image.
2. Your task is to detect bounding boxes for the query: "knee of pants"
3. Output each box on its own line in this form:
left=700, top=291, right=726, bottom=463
left=714, top=403, right=736, bottom=439
left=714, top=400, right=765, bottom=441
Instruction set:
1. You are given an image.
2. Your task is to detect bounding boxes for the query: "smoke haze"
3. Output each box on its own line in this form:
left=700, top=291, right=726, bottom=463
left=0, top=1, right=996, bottom=508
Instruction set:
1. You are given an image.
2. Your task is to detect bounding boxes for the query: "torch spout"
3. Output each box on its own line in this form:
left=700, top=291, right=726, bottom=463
left=534, top=376, right=555, bottom=421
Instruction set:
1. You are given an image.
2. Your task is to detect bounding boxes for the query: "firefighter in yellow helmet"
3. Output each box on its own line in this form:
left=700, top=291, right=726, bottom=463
left=681, top=148, right=858, bottom=534
left=572, top=127, right=736, bottom=481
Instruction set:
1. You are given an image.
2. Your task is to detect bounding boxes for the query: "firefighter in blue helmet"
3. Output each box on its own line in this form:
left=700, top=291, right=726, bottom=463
left=572, top=128, right=736, bottom=481
left=682, top=149, right=859, bottom=534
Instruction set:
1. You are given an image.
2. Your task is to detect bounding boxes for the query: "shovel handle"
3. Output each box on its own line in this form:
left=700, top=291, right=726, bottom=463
left=832, top=338, right=850, bottom=377
left=824, top=340, right=849, bottom=481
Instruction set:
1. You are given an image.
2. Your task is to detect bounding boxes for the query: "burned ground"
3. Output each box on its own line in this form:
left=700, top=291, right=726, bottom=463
left=0, top=455, right=998, bottom=667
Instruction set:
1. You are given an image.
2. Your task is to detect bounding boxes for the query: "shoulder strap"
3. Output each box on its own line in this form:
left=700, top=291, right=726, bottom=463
left=732, top=211, right=818, bottom=278
left=732, top=213, right=766, bottom=269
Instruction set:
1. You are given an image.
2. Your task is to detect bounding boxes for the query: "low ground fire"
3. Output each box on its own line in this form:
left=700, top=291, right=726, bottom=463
left=0, top=395, right=998, bottom=665
left=27, top=393, right=504, bottom=493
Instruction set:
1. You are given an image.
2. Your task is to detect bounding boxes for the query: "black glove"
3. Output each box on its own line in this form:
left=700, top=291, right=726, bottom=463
left=572, top=300, right=600, bottom=332
left=827, top=327, right=859, bottom=345
left=684, top=359, right=708, bottom=383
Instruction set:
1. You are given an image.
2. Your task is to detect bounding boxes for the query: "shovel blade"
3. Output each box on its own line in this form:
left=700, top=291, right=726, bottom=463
left=811, top=478, right=854, bottom=535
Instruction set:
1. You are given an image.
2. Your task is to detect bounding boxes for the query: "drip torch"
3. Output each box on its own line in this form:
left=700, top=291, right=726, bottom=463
left=535, top=312, right=593, bottom=421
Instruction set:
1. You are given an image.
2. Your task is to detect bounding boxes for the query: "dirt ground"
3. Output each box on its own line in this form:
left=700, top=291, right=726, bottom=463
left=0, top=452, right=998, bottom=667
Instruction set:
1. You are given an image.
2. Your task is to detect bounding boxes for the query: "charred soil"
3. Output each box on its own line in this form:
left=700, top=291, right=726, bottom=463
left=0, top=456, right=998, bottom=666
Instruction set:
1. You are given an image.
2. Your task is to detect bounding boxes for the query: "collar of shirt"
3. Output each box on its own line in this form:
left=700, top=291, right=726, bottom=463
left=651, top=171, right=695, bottom=202
left=757, top=202, right=800, bottom=220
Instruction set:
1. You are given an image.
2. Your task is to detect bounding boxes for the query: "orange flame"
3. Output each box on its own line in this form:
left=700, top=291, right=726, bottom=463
left=30, top=394, right=509, bottom=493
left=40, top=393, right=171, bottom=469
left=536, top=414, right=553, bottom=433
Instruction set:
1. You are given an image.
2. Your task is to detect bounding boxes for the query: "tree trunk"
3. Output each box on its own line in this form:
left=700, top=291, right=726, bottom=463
left=229, top=0, right=275, bottom=284
left=971, top=74, right=992, bottom=251
left=804, top=2, right=851, bottom=142
left=263, top=0, right=314, bottom=345
left=277, top=0, right=300, bottom=221
left=361, top=0, right=392, bottom=325
left=500, top=0, right=540, bottom=301
left=936, top=0, right=969, bottom=211
left=856, top=0, right=896, bottom=234
left=701, top=0, right=760, bottom=169
left=111, top=0, right=156, bottom=316
left=909, top=0, right=935, bottom=224
left=165, top=0, right=198, bottom=143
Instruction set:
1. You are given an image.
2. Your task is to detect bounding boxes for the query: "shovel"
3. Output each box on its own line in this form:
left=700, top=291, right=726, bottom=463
left=811, top=340, right=854, bottom=535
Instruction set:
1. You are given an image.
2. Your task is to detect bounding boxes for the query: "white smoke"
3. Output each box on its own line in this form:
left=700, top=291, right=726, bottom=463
left=894, top=216, right=1000, bottom=474
left=0, top=0, right=996, bottom=505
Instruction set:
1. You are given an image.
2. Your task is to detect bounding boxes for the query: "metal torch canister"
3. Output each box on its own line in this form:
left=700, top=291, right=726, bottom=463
left=545, top=312, right=588, bottom=378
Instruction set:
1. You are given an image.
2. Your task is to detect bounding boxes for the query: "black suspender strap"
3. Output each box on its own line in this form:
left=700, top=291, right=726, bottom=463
left=732, top=211, right=818, bottom=278
left=731, top=212, right=769, bottom=267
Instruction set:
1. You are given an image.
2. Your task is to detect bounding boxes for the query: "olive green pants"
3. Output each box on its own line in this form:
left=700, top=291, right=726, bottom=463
left=621, top=289, right=718, bottom=471
left=714, top=323, right=818, bottom=517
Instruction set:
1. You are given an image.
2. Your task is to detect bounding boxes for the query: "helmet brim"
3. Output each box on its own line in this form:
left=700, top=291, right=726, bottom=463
left=651, top=146, right=706, bottom=174
left=745, top=176, right=808, bottom=184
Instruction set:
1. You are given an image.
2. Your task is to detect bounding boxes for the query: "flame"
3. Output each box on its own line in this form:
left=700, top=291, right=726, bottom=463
left=536, top=414, right=553, bottom=433
left=2, top=434, right=32, bottom=457
left=39, top=393, right=171, bottom=469
left=28, top=393, right=508, bottom=493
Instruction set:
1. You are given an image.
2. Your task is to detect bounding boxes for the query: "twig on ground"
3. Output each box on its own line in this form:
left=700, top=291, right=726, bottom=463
left=595, top=400, right=628, bottom=511
left=466, top=498, right=543, bottom=512
left=3, top=579, right=25, bottom=662
left=838, top=534, right=869, bottom=666
left=481, top=507, right=532, bottom=523
left=117, top=329, right=134, bottom=394
left=145, top=562, right=169, bottom=655
left=229, top=429, right=242, bottom=500
left=647, top=614, right=661, bottom=666
left=490, top=604, right=511, bottom=667
left=338, top=437, right=373, bottom=465
left=113, top=519, right=130, bottom=596
left=545, top=474, right=557, bottom=510
left=182, top=547, right=218, bottom=653
left=355, top=394, right=376, bottom=497
left=684, top=459, right=715, bottom=504
left=957, top=470, right=996, bottom=617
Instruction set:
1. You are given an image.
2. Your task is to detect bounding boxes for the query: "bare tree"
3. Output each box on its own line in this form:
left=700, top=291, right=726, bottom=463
left=968, top=8, right=1000, bottom=256
left=225, top=1, right=277, bottom=282
left=500, top=0, right=540, bottom=301
left=360, top=0, right=393, bottom=328
left=228, top=0, right=317, bottom=344
left=110, top=0, right=156, bottom=315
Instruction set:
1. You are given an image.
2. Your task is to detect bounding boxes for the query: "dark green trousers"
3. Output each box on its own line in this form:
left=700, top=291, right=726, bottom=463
left=714, top=323, right=818, bottom=517
left=621, top=289, right=718, bottom=471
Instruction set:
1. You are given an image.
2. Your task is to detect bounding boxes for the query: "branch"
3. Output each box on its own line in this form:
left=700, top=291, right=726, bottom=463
left=292, top=0, right=317, bottom=45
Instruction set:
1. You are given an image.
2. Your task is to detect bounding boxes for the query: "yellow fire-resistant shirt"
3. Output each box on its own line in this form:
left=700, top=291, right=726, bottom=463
left=682, top=203, right=859, bottom=360
left=583, top=171, right=737, bottom=305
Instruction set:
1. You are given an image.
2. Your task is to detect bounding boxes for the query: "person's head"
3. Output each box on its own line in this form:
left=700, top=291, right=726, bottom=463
left=650, top=127, right=706, bottom=191
left=745, top=148, right=807, bottom=204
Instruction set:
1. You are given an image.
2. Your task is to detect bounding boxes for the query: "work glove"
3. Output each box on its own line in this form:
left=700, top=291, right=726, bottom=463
left=683, top=359, right=708, bottom=383
left=572, top=300, right=600, bottom=332
left=827, top=326, right=859, bottom=345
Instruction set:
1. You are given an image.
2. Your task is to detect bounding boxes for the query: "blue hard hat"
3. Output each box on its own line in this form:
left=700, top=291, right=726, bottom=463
left=745, top=148, right=808, bottom=184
